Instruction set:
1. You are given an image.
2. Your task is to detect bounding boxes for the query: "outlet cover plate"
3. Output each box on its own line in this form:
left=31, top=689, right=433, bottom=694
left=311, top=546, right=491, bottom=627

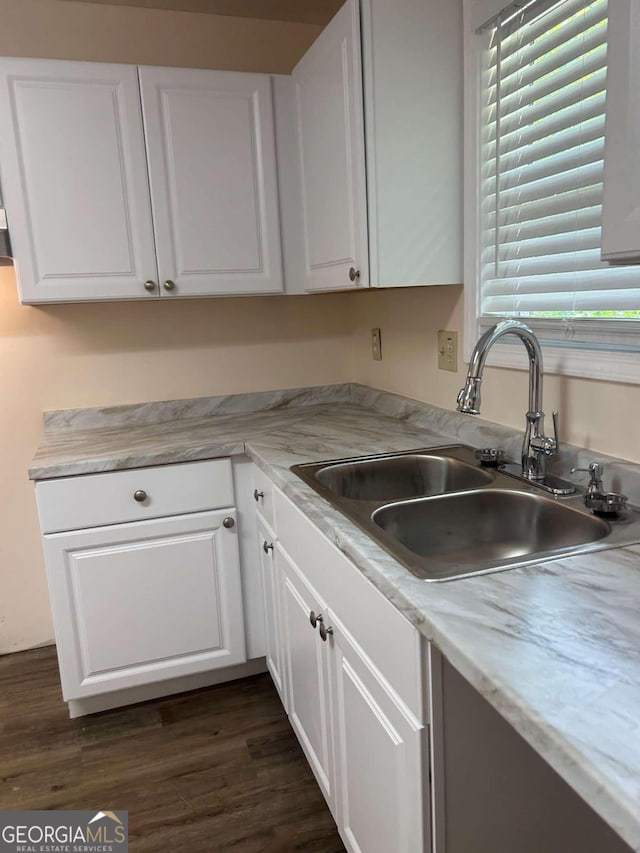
left=438, top=330, right=458, bottom=372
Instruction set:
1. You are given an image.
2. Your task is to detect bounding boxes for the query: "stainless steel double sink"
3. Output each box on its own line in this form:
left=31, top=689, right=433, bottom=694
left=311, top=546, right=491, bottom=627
left=291, top=445, right=640, bottom=581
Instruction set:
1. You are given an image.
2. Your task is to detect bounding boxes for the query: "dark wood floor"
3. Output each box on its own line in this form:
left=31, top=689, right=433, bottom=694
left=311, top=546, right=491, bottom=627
left=0, top=646, right=345, bottom=852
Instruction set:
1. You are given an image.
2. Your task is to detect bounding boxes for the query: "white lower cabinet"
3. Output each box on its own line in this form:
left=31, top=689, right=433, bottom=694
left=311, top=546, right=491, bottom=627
left=278, top=545, right=336, bottom=810
left=255, top=514, right=285, bottom=704
left=43, top=509, right=245, bottom=700
left=36, top=459, right=249, bottom=714
left=258, top=471, right=430, bottom=853
left=330, top=609, right=427, bottom=853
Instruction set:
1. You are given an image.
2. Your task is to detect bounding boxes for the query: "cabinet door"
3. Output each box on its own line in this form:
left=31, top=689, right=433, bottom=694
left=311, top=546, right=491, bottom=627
left=361, top=0, right=462, bottom=287
left=43, top=510, right=245, bottom=700
left=329, top=609, right=428, bottom=853
left=0, top=58, right=158, bottom=303
left=139, top=66, right=283, bottom=296
left=292, top=0, right=368, bottom=292
left=601, top=0, right=640, bottom=261
left=278, top=545, right=335, bottom=811
left=256, top=516, right=286, bottom=706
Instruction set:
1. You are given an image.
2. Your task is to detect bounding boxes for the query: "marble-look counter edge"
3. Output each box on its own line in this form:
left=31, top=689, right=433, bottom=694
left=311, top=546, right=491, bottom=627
left=28, top=440, right=248, bottom=480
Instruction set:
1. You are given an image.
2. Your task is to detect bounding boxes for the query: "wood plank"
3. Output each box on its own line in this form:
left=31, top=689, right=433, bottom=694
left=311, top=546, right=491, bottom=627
left=0, top=646, right=345, bottom=852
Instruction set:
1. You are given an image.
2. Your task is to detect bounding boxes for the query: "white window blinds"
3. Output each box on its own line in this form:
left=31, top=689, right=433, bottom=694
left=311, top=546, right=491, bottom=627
left=480, top=0, right=640, bottom=319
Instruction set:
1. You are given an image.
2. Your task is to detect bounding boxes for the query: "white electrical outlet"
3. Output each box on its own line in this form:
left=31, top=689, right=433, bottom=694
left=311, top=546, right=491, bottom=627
left=371, top=328, right=382, bottom=361
left=437, top=330, right=458, bottom=372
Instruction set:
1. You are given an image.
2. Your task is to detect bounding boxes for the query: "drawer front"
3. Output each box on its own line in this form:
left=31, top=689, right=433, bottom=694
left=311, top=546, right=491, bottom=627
left=36, top=459, right=233, bottom=533
left=252, top=464, right=276, bottom=529
left=274, top=486, right=423, bottom=719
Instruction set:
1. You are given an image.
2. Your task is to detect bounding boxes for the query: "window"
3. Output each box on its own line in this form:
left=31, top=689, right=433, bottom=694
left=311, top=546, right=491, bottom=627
left=464, top=0, right=640, bottom=381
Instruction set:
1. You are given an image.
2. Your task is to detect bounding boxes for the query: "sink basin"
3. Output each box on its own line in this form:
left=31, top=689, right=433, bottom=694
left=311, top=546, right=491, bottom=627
left=314, top=454, right=493, bottom=502
left=372, top=489, right=610, bottom=581
left=291, top=444, right=640, bottom=581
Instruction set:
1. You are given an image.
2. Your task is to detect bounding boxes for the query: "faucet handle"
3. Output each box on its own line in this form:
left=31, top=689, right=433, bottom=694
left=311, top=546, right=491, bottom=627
left=530, top=410, right=559, bottom=457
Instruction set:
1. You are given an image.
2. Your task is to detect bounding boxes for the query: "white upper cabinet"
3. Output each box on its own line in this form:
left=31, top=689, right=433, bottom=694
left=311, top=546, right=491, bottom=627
left=291, top=0, right=369, bottom=292
left=138, top=67, right=283, bottom=296
left=601, top=0, right=640, bottom=261
left=0, top=59, right=283, bottom=303
left=361, top=0, right=463, bottom=287
left=285, top=0, right=463, bottom=292
left=0, top=59, right=158, bottom=303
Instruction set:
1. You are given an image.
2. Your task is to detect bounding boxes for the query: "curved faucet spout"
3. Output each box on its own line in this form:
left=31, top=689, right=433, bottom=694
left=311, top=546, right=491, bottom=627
left=457, top=320, right=556, bottom=482
left=459, top=320, right=543, bottom=415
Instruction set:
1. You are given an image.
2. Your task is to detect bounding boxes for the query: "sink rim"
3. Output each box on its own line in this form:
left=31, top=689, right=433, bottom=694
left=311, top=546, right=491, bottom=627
left=290, top=444, right=640, bottom=582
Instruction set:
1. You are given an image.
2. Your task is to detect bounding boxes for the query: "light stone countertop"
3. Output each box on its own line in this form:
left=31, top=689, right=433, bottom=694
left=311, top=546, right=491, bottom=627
left=30, top=383, right=640, bottom=850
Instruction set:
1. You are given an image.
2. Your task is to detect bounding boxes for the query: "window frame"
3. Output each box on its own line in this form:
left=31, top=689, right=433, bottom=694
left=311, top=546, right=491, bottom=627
left=463, top=0, right=640, bottom=384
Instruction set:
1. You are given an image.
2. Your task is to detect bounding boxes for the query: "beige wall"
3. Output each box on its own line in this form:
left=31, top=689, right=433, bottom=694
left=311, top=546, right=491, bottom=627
left=0, top=0, right=340, bottom=654
left=350, top=286, right=640, bottom=464
left=0, top=0, right=322, bottom=71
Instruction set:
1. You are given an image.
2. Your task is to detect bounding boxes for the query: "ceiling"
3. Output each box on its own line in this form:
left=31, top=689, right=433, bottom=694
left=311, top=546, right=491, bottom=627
left=56, top=0, right=343, bottom=25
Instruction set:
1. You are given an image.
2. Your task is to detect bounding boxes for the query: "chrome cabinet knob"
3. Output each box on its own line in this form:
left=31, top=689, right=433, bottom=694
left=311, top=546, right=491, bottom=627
left=263, top=541, right=274, bottom=554
left=133, top=489, right=147, bottom=502
left=163, top=279, right=175, bottom=291
left=319, top=623, right=334, bottom=642
left=254, top=489, right=264, bottom=502
left=144, top=280, right=156, bottom=292
left=223, top=516, right=235, bottom=529
left=309, top=611, right=323, bottom=629
left=349, top=267, right=360, bottom=282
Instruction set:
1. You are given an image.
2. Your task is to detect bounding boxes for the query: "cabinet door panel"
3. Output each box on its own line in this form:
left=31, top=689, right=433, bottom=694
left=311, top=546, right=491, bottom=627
left=361, top=0, right=462, bottom=287
left=139, top=66, right=283, bottom=296
left=0, top=58, right=158, bottom=303
left=44, top=510, right=245, bottom=699
left=331, top=611, right=428, bottom=853
left=292, top=0, right=368, bottom=291
left=257, top=517, right=285, bottom=706
left=601, top=0, right=640, bottom=260
left=278, top=546, right=334, bottom=810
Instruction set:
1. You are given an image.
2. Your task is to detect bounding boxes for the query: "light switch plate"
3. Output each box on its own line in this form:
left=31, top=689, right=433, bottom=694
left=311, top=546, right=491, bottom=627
left=438, top=330, right=458, bottom=371
left=371, top=328, right=382, bottom=361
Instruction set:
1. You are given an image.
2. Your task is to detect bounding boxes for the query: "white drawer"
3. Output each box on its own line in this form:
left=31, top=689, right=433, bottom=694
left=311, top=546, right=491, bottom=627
left=274, top=486, right=423, bottom=719
left=36, top=459, right=234, bottom=533
left=252, top=464, right=276, bottom=529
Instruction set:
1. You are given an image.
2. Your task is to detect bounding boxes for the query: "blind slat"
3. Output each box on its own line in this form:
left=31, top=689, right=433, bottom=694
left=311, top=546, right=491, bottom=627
left=488, top=205, right=602, bottom=243
left=485, top=115, right=604, bottom=178
left=497, top=138, right=603, bottom=190
left=496, top=184, right=603, bottom=225
left=485, top=265, right=640, bottom=299
left=492, top=70, right=606, bottom=138
left=497, top=225, right=602, bottom=261
left=497, top=246, right=607, bottom=278
left=486, top=91, right=605, bottom=154
left=488, top=161, right=603, bottom=209
left=484, top=288, right=640, bottom=313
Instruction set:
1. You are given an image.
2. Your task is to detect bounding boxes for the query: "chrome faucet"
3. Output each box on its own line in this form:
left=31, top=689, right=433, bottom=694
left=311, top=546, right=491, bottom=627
left=457, top=320, right=559, bottom=482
